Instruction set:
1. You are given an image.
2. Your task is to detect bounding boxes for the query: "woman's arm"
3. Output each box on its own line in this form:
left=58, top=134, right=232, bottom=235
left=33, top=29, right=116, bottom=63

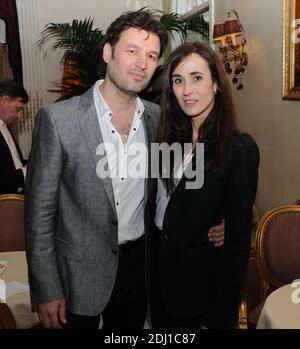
left=206, top=135, right=260, bottom=328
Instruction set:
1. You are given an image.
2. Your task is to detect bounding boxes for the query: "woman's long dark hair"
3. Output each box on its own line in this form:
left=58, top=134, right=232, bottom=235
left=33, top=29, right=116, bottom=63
left=158, top=42, right=237, bottom=193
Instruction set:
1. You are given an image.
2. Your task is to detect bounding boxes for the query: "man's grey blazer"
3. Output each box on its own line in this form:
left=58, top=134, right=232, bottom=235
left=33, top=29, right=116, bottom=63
left=25, top=86, right=159, bottom=316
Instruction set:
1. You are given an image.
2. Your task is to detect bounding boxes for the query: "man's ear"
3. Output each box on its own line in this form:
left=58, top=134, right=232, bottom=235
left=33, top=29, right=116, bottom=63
left=103, top=42, right=113, bottom=64
left=0, top=96, right=8, bottom=106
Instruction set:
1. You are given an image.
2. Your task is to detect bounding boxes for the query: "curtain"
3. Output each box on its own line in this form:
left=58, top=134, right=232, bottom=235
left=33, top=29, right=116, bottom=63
left=0, top=0, right=23, bottom=84
left=171, top=0, right=207, bottom=15
left=0, top=43, right=13, bottom=80
left=170, top=0, right=209, bottom=49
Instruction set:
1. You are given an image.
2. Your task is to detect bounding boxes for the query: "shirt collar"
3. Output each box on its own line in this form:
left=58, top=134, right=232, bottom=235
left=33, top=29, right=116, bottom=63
left=135, top=95, right=145, bottom=120
left=0, top=119, right=6, bottom=131
left=93, top=80, right=145, bottom=121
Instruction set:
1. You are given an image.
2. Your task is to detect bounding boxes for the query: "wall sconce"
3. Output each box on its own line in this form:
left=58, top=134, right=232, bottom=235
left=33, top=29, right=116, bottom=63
left=213, top=10, right=248, bottom=90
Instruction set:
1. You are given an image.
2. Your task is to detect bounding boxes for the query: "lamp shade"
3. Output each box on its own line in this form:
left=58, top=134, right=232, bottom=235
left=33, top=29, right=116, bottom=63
left=224, top=19, right=243, bottom=36
left=213, top=23, right=225, bottom=41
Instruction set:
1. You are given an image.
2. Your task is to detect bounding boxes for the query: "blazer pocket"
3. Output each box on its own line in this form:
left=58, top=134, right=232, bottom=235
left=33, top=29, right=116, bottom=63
left=54, top=236, right=84, bottom=261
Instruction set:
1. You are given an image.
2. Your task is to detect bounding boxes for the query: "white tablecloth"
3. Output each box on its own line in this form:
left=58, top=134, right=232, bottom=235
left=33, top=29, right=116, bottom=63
left=257, top=283, right=300, bottom=329
left=0, top=251, right=39, bottom=329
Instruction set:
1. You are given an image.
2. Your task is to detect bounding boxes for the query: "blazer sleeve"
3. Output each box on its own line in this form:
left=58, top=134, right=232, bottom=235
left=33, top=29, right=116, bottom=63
left=206, top=135, right=260, bottom=328
left=25, top=107, right=65, bottom=304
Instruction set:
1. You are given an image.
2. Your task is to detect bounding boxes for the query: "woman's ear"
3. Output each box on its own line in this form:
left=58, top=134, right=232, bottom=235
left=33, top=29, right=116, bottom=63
left=103, top=42, right=113, bottom=64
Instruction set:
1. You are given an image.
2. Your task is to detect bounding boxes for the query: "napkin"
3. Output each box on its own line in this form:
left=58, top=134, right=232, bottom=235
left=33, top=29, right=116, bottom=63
left=0, top=260, right=8, bottom=275
left=6, top=281, right=29, bottom=298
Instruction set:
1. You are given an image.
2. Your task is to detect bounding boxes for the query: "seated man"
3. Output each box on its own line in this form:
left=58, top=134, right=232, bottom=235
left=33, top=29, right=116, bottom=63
left=0, top=80, right=29, bottom=194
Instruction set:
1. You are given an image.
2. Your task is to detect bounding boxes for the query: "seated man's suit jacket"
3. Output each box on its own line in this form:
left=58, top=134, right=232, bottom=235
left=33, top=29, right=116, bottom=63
left=0, top=128, right=26, bottom=194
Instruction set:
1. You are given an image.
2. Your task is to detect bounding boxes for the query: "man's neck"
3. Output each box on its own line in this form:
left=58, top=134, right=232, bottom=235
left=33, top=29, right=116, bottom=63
left=99, top=79, right=136, bottom=115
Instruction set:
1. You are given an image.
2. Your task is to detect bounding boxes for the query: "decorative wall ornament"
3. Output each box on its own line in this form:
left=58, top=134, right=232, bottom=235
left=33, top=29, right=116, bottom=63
left=282, top=0, right=300, bottom=100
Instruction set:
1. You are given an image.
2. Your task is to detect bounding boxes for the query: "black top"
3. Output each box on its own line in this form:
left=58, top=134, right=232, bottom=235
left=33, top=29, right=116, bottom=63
left=0, top=128, right=26, bottom=194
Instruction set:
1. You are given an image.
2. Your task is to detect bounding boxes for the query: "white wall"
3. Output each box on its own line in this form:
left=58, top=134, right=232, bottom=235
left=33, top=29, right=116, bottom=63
left=214, top=0, right=300, bottom=215
left=37, top=0, right=163, bottom=105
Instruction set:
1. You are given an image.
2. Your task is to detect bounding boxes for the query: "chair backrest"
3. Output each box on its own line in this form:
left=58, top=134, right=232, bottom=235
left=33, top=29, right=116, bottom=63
left=255, top=205, right=300, bottom=296
left=0, top=303, right=16, bottom=329
left=0, top=194, right=25, bottom=252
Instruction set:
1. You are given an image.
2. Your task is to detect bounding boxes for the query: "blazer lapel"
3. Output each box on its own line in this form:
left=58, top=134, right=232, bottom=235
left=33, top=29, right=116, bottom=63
left=77, top=87, right=116, bottom=215
left=142, top=107, right=156, bottom=202
left=0, top=129, right=21, bottom=167
left=8, top=126, right=25, bottom=163
left=0, top=132, right=11, bottom=156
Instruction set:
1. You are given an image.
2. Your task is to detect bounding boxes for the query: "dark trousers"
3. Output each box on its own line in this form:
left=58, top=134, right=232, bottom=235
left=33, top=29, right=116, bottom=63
left=149, top=280, right=202, bottom=330
left=149, top=228, right=202, bottom=330
left=63, top=238, right=148, bottom=329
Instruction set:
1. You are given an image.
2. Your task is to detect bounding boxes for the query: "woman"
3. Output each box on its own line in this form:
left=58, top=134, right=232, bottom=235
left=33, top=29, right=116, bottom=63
left=150, top=42, right=259, bottom=329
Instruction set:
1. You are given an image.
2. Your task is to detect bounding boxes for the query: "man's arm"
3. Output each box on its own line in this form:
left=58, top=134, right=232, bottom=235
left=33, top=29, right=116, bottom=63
left=25, top=106, right=66, bottom=327
left=37, top=299, right=67, bottom=329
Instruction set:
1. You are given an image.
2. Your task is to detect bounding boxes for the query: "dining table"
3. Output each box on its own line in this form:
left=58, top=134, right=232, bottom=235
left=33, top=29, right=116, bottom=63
left=256, top=282, right=300, bottom=329
left=0, top=251, right=39, bottom=329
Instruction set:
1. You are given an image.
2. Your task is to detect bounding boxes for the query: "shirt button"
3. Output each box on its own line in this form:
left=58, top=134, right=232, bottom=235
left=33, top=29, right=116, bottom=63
left=164, top=233, right=169, bottom=240
left=112, top=219, right=117, bottom=226
left=111, top=248, right=117, bottom=255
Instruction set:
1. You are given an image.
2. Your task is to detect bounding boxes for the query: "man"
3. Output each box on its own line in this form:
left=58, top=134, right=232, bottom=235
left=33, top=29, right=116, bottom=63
left=25, top=9, right=224, bottom=330
left=0, top=79, right=28, bottom=194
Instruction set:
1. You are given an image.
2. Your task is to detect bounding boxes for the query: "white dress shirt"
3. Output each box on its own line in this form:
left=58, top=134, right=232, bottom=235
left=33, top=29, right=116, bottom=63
left=155, top=150, right=193, bottom=230
left=93, top=80, right=147, bottom=244
left=0, top=119, right=26, bottom=182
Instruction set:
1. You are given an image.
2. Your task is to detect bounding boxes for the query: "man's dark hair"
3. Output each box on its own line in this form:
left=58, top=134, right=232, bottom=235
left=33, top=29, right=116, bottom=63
left=0, top=80, right=29, bottom=103
left=102, top=9, right=169, bottom=58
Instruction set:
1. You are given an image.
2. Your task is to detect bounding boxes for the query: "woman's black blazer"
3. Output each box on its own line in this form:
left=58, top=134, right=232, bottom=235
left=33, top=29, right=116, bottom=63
left=157, top=133, right=259, bottom=329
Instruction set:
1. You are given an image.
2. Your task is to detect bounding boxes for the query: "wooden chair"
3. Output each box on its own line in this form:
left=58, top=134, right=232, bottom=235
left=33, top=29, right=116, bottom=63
left=0, top=194, right=25, bottom=252
left=238, top=248, right=263, bottom=329
left=0, top=302, right=43, bottom=329
left=0, top=303, right=17, bottom=329
left=238, top=205, right=262, bottom=329
left=244, top=205, right=300, bottom=328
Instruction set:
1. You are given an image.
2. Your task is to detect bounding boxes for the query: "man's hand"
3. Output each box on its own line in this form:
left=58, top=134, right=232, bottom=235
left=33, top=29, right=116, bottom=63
left=208, top=219, right=225, bottom=247
left=37, top=299, right=67, bottom=329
